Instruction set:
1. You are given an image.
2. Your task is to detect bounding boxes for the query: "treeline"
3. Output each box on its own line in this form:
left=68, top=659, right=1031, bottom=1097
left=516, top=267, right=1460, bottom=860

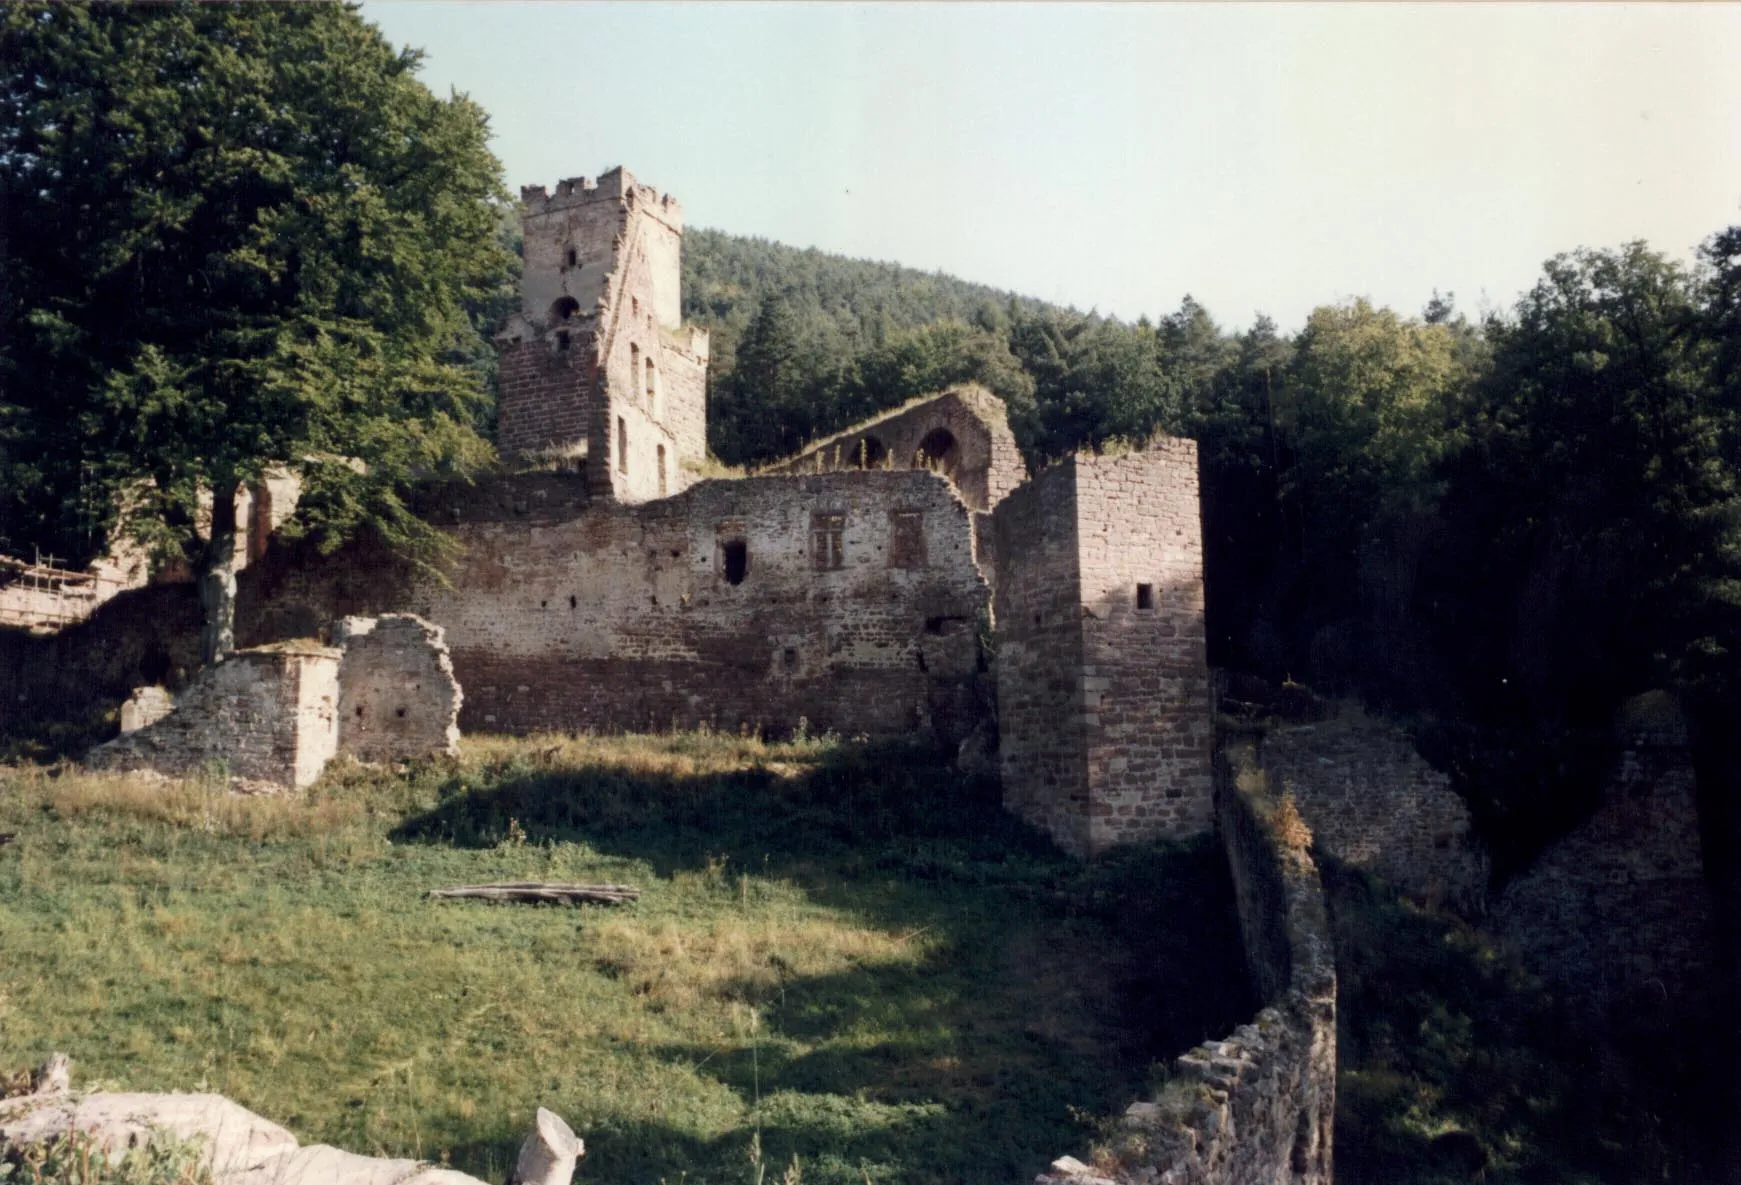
left=685, top=227, right=1741, bottom=864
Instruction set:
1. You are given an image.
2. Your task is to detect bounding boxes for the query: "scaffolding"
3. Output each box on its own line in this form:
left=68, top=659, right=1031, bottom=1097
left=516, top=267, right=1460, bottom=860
left=0, top=548, right=105, bottom=633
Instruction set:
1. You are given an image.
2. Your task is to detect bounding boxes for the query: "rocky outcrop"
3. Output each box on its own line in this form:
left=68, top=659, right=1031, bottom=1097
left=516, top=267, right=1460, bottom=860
left=0, top=1058, right=579, bottom=1185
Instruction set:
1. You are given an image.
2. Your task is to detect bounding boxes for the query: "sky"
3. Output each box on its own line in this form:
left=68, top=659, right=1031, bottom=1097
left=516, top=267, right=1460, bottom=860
left=364, top=2, right=1741, bottom=333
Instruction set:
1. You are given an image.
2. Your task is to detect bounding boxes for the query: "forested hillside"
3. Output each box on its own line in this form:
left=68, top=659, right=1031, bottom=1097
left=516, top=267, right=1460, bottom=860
left=687, top=224, right=1741, bottom=869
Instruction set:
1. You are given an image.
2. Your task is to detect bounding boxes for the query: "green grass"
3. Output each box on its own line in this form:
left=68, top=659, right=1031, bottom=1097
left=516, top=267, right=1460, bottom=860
left=0, top=733, right=1248, bottom=1185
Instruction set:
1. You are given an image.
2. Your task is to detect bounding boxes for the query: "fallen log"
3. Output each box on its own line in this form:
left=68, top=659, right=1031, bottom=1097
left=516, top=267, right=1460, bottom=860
left=427, top=882, right=641, bottom=906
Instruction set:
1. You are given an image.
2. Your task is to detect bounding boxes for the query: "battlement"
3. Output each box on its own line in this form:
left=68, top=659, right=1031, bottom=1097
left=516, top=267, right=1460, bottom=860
left=520, top=166, right=684, bottom=231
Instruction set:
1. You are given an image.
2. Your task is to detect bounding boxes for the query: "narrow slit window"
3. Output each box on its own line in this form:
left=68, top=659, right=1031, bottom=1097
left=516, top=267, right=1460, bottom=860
left=656, top=444, right=667, bottom=497
left=564, top=247, right=577, bottom=268
left=1136, top=583, right=1155, bottom=611
left=617, top=416, right=628, bottom=475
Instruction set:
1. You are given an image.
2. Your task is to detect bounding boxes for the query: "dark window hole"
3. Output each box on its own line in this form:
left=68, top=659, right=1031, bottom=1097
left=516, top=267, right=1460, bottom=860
left=722, top=540, right=748, bottom=585
left=1136, top=583, right=1155, bottom=611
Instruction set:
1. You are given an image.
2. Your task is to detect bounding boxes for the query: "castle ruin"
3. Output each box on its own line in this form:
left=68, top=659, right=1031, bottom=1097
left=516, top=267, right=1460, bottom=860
left=1, top=165, right=1215, bottom=858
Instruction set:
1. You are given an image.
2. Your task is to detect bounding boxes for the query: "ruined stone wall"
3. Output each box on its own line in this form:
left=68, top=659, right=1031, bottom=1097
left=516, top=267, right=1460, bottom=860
left=1261, top=712, right=1488, bottom=916
left=600, top=228, right=693, bottom=501
left=1075, top=443, right=1214, bottom=852
left=768, top=385, right=1029, bottom=512
left=993, top=442, right=1214, bottom=859
left=1037, top=738, right=1337, bottom=1185
left=86, top=645, right=340, bottom=789
left=0, top=583, right=202, bottom=736
left=496, top=336, right=599, bottom=465
left=992, top=461, right=1089, bottom=855
left=1494, top=705, right=1716, bottom=1027
left=335, top=615, right=462, bottom=763
left=236, top=470, right=990, bottom=742
left=660, top=327, right=709, bottom=486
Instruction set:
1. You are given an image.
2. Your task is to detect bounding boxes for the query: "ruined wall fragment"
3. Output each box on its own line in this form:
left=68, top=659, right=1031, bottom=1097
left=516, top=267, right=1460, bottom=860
left=1261, top=711, right=1488, bottom=916
left=236, top=469, right=990, bottom=743
left=87, top=644, right=340, bottom=789
left=335, top=614, right=462, bottom=763
left=768, top=384, right=1029, bottom=511
left=1494, top=691, right=1716, bottom=1027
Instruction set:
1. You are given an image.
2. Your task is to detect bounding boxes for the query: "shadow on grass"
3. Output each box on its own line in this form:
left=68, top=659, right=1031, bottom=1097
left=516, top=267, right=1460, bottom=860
left=389, top=738, right=1256, bottom=1184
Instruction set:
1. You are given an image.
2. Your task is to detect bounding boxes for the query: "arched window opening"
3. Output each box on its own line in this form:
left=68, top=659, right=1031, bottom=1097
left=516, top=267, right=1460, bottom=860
left=915, top=428, right=960, bottom=480
left=550, top=296, right=580, bottom=324
left=857, top=436, right=888, bottom=469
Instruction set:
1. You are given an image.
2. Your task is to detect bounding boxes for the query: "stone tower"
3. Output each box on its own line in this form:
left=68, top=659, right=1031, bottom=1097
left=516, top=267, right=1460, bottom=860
left=990, top=440, right=1214, bottom=857
left=495, top=167, right=710, bottom=501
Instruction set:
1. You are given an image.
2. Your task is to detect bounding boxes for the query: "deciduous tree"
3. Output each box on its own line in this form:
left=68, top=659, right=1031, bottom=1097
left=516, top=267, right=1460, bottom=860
left=0, top=3, right=515, bottom=662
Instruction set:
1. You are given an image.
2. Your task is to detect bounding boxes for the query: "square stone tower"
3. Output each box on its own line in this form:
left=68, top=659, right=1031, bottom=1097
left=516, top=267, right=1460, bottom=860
left=990, top=439, right=1213, bottom=857
left=495, top=167, right=709, bottom=501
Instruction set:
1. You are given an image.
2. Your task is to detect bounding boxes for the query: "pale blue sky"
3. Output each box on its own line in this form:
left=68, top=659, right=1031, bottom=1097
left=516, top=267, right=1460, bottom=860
left=365, top=2, right=1741, bottom=332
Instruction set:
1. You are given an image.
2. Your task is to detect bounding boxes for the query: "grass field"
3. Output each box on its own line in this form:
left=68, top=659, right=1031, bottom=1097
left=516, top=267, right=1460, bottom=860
left=0, top=733, right=1249, bottom=1185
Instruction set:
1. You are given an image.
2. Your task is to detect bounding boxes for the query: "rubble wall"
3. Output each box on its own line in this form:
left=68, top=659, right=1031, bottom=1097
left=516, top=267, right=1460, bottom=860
left=0, top=583, right=202, bottom=737
left=1037, top=737, right=1336, bottom=1185
left=86, top=645, right=340, bottom=788
left=1261, top=712, right=1488, bottom=916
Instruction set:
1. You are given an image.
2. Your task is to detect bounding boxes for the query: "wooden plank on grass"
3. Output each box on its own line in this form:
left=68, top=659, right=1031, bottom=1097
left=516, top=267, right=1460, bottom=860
left=428, top=882, right=640, bottom=906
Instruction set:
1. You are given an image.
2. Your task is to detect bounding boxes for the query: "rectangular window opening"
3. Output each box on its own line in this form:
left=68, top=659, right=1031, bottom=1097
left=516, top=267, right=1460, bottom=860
left=617, top=416, right=628, bottom=475
left=1136, top=583, right=1155, bottom=611
left=888, top=510, right=927, bottom=569
left=656, top=444, right=667, bottom=497
left=721, top=540, right=748, bottom=585
left=810, top=512, right=845, bottom=571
